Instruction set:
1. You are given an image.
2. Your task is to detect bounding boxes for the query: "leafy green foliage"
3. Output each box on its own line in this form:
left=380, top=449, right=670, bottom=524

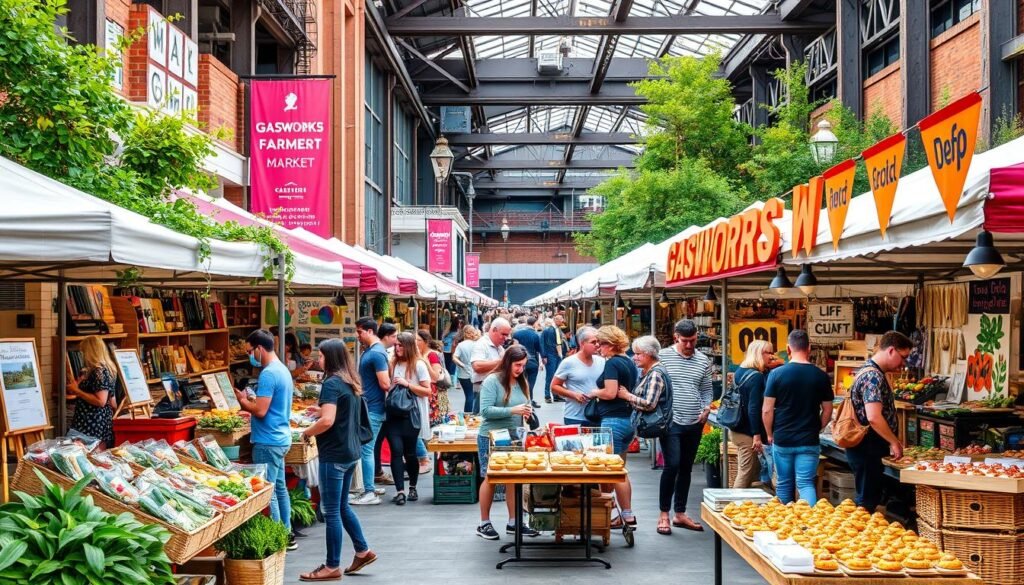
left=0, top=0, right=293, bottom=282
left=373, top=294, right=393, bottom=321
left=695, top=427, right=721, bottom=465
left=0, top=470, right=174, bottom=585
left=289, top=487, right=317, bottom=528
left=992, top=105, right=1024, bottom=149
left=976, top=314, right=1005, bottom=354
left=218, top=513, right=290, bottom=560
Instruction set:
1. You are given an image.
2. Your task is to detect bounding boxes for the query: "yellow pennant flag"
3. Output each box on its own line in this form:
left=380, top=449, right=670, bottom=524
left=823, top=159, right=857, bottom=251
left=791, top=178, right=823, bottom=258
left=918, top=92, right=983, bottom=223
left=862, top=132, right=906, bottom=237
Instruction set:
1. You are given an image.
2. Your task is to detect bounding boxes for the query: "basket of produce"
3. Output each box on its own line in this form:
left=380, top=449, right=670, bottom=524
left=170, top=458, right=274, bottom=537
left=196, top=410, right=251, bottom=446
left=894, top=376, right=945, bottom=404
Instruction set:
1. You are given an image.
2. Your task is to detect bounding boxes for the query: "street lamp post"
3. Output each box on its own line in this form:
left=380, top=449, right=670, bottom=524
left=809, top=120, right=839, bottom=166
left=451, top=172, right=476, bottom=253
left=429, top=136, right=455, bottom=205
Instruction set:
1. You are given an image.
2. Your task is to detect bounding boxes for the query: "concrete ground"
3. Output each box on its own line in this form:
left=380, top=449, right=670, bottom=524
left=282, top=368, right=769, bottom=585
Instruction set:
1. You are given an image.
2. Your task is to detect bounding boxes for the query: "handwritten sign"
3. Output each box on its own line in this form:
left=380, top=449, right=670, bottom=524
left=968, top=277, right=1011, bottom=314
left=807, top=302, right=854, bottom=342
left=203, top=374, right=229, bottom=410
left=0, top=340, right=49, bottom=434
left=215, top=372, right=241, bottom=410
left=113, top=349, right=153, bottom=407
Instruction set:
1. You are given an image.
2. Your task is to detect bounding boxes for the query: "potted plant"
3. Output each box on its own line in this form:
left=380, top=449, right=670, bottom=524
left=219, top=514, right=290, bottom=585
left=696, top=428, right=722, bottom=489
left=0, top=470, right=174, bottom=584
left=289, top=487, right=317, bottom=530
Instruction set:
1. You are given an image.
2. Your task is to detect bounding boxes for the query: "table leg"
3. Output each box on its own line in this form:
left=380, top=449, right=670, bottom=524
left=515, top=484, right=524, bottom=558
left=714, top=531, right=723, bottom=585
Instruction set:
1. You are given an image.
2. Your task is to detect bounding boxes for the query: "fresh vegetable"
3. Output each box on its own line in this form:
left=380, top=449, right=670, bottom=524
left=290, top=487, right=317, bottom=528
left=218, top=514, right=290, bottom=560
left=50, top=444, right=95, bottom=480
left=197, top=411, right=248, bottom=433
left=196, top=435, right=233, bottom=470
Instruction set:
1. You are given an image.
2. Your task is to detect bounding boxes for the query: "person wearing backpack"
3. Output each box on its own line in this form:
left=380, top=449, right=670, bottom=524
left=727, top=339, right=775, bottom=489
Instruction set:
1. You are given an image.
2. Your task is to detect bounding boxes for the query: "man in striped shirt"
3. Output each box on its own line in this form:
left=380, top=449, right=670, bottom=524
left=657, top=318, right=713, bottom=532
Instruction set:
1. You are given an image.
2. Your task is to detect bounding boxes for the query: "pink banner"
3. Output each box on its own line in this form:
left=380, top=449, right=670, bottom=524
left=249, top=79, right=332, bottom=237
left=426, top=219, right=453, bottom=273
left=466, top=253, right=480, bottom=288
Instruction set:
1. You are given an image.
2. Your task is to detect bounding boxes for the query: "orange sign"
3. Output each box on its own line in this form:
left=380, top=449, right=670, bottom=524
left=823, top=159, right=857, bottom=251
left=791, top=176, right=823, bottom=258
left=918, top=92, right=982, bottom=223
left=666, top=198, right=785, bottom=287
left=862, top=132, right=906, bottom=237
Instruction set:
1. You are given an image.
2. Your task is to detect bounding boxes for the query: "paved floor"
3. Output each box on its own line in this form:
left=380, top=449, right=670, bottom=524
left=283, top=369, right=769, bottom=584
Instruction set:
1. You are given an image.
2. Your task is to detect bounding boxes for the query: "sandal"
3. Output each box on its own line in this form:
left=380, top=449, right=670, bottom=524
left=408, top=486, right=419, bottom=501
left=671, top=516, right=704, bottom=532
left=657, top=522, right=672, bottom=536
left=610, top=515, right=637, bottom=529
left=299, top=564, right=342, bottom=581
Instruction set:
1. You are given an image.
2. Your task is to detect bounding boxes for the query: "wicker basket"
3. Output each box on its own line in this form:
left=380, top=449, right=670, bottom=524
left=941, top=489, right=1024, bottom=531
left=285, top=440, right=318, bottom=465
left=176, top=455, right=274, bottom=538
left=915, top=484, right=942, bottom=528
left=916, top=518, right=942, bottom=548
left=942, top=528, right=1024, bottom=585
left=224, top=550, right=286, bottom=585
left=195, top=427, right=251, bottom=447
left=10, top=461, right=222, bottom=565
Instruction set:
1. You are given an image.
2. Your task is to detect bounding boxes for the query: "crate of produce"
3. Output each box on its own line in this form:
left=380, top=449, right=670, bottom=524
left=915, top=484, right=943, bottom=528
left=11, top=461, right=221, bottom=565
left=176, top=455, right=274, bottom=537
left=433, top=474, right=478, bottom=504
left=556, top=493, right=613, bottom=545
left=941, top=489, right=1024, bottom=531
left=285, top=439, right=318, bottom=464
left=916, top=518, right=942, bottom=548
left=942, top=528, right=1024, bottom=585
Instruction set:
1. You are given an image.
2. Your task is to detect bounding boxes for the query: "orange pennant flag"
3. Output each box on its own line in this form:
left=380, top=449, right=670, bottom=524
left=862, top=132, right=906, bottom=237
left=791, top=177, right=823, bottom=258
left=823, top=159, right=857, bottom=251
left=918, top=91, right=983, bottom=223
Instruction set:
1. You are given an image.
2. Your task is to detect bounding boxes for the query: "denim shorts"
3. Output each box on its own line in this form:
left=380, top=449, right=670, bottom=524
left=477, top=434, right=491, bottom=473
left=601, top=416, right=636, bottom=455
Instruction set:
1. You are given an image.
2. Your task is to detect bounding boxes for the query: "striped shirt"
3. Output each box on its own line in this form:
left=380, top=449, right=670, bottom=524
left=658, top=346, right=713, bottom=425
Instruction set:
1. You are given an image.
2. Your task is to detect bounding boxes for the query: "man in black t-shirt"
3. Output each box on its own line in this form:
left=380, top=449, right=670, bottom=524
left=762, top=330, right=833, bottom=504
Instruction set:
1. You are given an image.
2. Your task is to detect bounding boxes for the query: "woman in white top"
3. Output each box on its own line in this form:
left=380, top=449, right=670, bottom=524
left=452, top=326, right=482, bottom=414
left=386, top=331, right=432, bottom=505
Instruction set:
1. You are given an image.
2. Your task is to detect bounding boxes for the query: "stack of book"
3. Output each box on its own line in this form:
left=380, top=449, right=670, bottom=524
left=65, top=285, right=115, bottom=335
left=122, top=291, right=227, bottom=333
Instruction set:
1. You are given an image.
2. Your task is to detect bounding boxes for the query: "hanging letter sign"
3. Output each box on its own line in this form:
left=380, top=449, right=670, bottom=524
left=790, top=178, right=823, bottom=258
left=824, top=159, right=857, bottom=251
left=862, top=132, right=906, bottom=237
left=918, top=92, right=982, bottom=223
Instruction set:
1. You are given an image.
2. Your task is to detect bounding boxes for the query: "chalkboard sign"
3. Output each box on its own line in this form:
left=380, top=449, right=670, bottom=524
left=969, top=277, right=1011, bottom=314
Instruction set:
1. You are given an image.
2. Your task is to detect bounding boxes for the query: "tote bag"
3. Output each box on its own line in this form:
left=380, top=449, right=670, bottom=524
left=833, top=366, right=877, bottom=448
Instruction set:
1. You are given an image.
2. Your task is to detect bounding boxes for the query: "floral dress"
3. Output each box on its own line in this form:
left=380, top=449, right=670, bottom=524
left=427, top=351, right=450, bottom=426
left=70, top=366, right=116, bottom=447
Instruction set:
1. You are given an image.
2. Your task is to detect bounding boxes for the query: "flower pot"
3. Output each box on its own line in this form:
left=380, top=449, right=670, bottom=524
left=224, top=550, right=286, bottom=585
left=704, top=462, right=722, bottom=489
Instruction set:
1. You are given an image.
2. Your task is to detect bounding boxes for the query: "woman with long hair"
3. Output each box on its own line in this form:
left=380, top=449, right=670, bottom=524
left=299, top=340, right=377, bottom=581
left=474, top=345, right=539, bottom=540
left=590, top=325, right=638, bottom=528
left=285, top=332, right=310, bottom=379
left=452, top=325, right=482, bottom=414
left=731, top=339, right=776, bottom=489
left=66, top=335, right=118, bottom=448
left=386, top=332, right=432, bottom=505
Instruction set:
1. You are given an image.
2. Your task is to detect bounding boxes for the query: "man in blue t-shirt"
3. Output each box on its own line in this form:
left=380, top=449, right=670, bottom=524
left=353, top=317, right=391, bottom=505
left=234, top=329, right=296, bottom=548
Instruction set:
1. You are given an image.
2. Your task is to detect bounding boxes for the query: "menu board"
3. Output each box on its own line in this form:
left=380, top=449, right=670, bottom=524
left=214, top=371, right=241, bottom=410
left=202, top=373, right=229, bottom=410
left=0, top=340, right=49, bottom=434
left=113, top=349, right=153, bottom=406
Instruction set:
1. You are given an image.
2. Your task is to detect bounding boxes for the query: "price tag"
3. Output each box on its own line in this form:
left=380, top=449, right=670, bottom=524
left=943, top=456, right=972, bottom=465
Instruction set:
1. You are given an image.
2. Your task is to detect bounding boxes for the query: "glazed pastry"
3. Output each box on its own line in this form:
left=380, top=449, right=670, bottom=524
left=875, top=554, right=902, bottom=572
left=902, top=551, right=933, bottom=570
left=814, top=553, right=839, bottom=572
left=844, top=556, right=873, bottom=571
left=937, top=554, right=963, bottom=570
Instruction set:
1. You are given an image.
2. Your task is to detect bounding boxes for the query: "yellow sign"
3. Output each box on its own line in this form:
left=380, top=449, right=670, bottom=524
left=862, top=132, right=906, bottom=237
left=729, top=320, right=789, bottom=365
left=918, top=92, right=982, bottom=223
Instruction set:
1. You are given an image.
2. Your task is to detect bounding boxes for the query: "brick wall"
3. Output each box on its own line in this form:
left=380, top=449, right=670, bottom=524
left=810, top=101, right=834, bottom=130
left=124, top=6, right=149, bottom=103
left=471, top=233, right=596, bottom=265
left=863, top=62, right=902, bottom=126
left=198, top=54, right=243, bottom=151
left=223, top=186, right=245, bottom=208
left=929, top=12, right=982, bottom=113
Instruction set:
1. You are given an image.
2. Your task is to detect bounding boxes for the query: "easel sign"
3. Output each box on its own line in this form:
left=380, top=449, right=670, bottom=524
left=112, top=349, right=153, bottom=418
left=214, top=371, right=241, bottom=410
left=202, top=373, right=230, bottom=410
left=0, top=339, right=50, bottom=502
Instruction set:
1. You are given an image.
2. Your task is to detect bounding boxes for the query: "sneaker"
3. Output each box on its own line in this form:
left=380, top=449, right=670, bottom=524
left=506, top=523, right=541, bottom=537
left=407, top=486, right=419, bottom=502
left=348, top=492, right=357, bottom=502
left=544, top=398, right=553, bottom=403
left=315, top=507, right=324, bottom=524
left=351, top=491, right=381, bottom=506
left=344, top=551, right=378, bottom=575
left=287, top=535, right=299, bottom=551
left=531, top=400, right=541, bottom=409
left=375, top=472, right=395, bottom=485
left=392, top=492, right=406, bottom=506
left=476, top=522, right=500, bottom=540
left=374, top=487, right=386, bottom=495
left=292, top=528, right=308, bottom=538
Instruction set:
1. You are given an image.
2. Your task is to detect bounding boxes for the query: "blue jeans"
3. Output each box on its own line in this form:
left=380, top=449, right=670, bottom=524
left=543, top=356, right=561, bottom=400
left=758, top=443, right=774, bottom=486
left=600, top=416, right=636, bottom=455
left=253, top=443, right=291, bottom=531
left=772, top=444, right=820, bottom=504
left=563, top=417, right=593, bottom=427
left=360, top=410, right=386, bottom=493
left=459, top=377, right=476, bottom=414
left=319, top=460, right=369, bottom=569
left=416, top=438, right=427, bottom=459
left=525, top=364, right=539, bottom=400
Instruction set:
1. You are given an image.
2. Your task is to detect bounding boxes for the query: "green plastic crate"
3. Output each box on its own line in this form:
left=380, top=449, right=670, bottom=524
left=433, top=473, right=478, bottom=504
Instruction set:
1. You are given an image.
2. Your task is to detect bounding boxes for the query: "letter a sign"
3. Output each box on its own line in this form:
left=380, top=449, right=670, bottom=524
left=861, top=132, right=906, bottom=237
left=918, top=92, right=982, bottom=223
left=823, top=159, right=857, bottom=251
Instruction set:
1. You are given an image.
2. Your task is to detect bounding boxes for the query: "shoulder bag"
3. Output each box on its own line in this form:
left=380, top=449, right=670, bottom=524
left=833, top=365, right=877, bottom=448
left=385, top=367, right=422, bottom=430
left=633, top=365, right=674, bottom=438
left=435, top=351, right=453, bottom=391
left=357, top=396, right=374, bottom=445
left=718, top=369, right=755, bottom=431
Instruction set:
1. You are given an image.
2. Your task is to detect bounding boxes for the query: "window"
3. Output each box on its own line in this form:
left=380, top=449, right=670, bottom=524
left=364, top=56, right=387, bottom=253
left=393, top=103, right=414, bottom=206
left=810, top=74, right=837, bottom=103
left=930, top=0, right=981, bottom=38
left=863, top=35, right=900, bottom=79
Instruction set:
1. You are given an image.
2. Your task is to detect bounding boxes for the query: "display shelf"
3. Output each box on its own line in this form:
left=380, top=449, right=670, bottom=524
left=145, top=365, right=230, bottom=385
left=64, top=333, right=129, bottom=342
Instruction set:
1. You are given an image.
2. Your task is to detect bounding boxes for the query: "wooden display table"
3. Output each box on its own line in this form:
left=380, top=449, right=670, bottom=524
left=701, top=503, right=981, bottom=585
left=426, top=436, right=479, bottom=453
left=487, top=468, right=627, bottom=569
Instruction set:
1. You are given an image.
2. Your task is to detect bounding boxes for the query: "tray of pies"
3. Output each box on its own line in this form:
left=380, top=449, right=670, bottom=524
left=548, top=451, right=585, bottom=471
left=487, top=451, right=548, bottom=473
left=582, top=453, right=625, bottom=472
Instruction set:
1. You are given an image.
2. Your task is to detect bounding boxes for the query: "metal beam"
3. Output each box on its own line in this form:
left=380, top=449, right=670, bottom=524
left=836, top=0, right=862, bottom=119
left=900, top=0, right=929, bottom=129
left=447, top=132, right=637, bottom=145
left=472, top=178, right=606, bottom=189
left=396, top=38, right=472, bottom=93
left=385, top=15, right=832, bottom=36
left=779, top=0, right=818, bottom=20
left=420, top=82, right=643, bottom=105
left=590, top=0, right=634, bottom=94
left=411, top=57, right=653, bottom=83
left=456, top=158, right=634, bottom=170
left=391, top=0, right=432, bottom=20
left=554, top=105, right=591, bottom=183
left=721, top=33, right=768, bottom=80
left=657, top=0, right=701, bottom=57
left=365, top=1, right=435, bottom=137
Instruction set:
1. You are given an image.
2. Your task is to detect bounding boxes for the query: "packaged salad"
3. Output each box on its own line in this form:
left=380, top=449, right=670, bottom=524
left=24, top=439, right=57, bottom=466
left=91, top=450, right=135, bottom=480
left=172, top=439, right=203, bottom=461
left=134, top=470, right=215, bottom=531
left=65, top=430, right=101, bottom=453
left=93, top=468, right=140, bottom=504
left=196, top=435, right=232, bottom=470
left=113, top=442, right=166, bottom=469
left=51, top=444, right=95, bottom=480
left=141, top=439, right=180, bottom=467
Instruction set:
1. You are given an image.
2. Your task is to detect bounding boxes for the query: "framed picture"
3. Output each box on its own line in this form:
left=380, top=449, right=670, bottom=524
left=0, top=339, right=50, bottom=434
left=947, top=360, right=968, bottom=404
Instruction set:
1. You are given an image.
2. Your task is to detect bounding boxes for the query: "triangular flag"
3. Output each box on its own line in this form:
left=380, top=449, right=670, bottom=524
left=791, top=179, right=822, bottom=258
left=862, top=132, right=906, bottom=237
left=918, top=92, right=983, bottom=222
left=823, top=159, right=857, bottom=251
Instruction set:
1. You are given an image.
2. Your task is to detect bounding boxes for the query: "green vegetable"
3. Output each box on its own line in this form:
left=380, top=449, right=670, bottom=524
left=0, top=470, right=174, bottom=585
left=217, top=514, right=290, bottom=560
left=696, top=428, right=722, bottom=465
left=197, top=414, right=247, bottom=433
left=216, top=481, right=250, bottom=501
left=290, top=487, right=316, bottom=528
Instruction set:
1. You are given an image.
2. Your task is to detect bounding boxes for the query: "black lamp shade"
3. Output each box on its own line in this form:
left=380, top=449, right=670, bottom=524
left=794, top=264, right=818, bottom=295
left=769, top=266, right=793, bottom=294
left=658, top=290, right=670, bottom=307
left=333, top=292, right=349, bottom=307
left=409, top=297, right=418, bottom=309
left=703, top=285, right=717, bottom=302
left=964, top=230, right=1005, bottom=279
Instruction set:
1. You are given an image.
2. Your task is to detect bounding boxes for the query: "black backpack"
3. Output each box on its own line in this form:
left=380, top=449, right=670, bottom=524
left=633, top=365, right=674, bottom=438
left=718, top=369, right=754, bottom=431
